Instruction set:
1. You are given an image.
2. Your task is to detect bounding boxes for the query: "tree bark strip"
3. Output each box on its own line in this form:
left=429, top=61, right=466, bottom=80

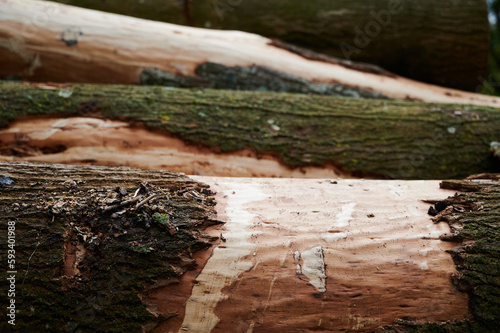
left=0, top=81, right=499, bottom=179
left=45, top=0, right=489, bottom=91
left=0, top=0, right=498, bottom=107
left=0, top=161, right=220, bottom=332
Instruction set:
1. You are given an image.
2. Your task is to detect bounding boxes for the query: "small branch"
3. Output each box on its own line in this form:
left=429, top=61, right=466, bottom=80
left=103, top=196, right=142, bottom=213
left=135, top=194, right=162, bottom=210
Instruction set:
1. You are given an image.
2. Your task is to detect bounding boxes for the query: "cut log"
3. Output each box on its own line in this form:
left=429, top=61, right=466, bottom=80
left=0, top=0, right=498, bottom=107
left=0, top=81, right=499, bottom=179
left=46, top=0, right=490, bottom=92
left=1, top=161, right=499, bottom=332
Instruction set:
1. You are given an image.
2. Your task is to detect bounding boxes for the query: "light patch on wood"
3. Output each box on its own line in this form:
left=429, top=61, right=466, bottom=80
left=178, top=183, right=267, bottom=333
left=420, top=261, right=429, bottom=270
left=334, top=202, right=356, bottom=228
left=321, top=232, right=348, bottom=243
left=299, top=246, right=327, bottom=293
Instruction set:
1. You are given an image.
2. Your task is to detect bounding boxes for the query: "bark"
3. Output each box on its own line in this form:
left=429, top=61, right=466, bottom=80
left=0, top=161, right=220, bottom=332
left=1, top=81, right=499, bottom=180
left=44, top=0, right=489, bottom=91
left=0, top=0, right=498, bottom=107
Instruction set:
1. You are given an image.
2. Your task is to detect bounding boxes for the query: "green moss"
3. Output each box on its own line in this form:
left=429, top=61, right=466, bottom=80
left=130, top=244, right=153, bottom=254
left=152, top=212, right=170, bottom=226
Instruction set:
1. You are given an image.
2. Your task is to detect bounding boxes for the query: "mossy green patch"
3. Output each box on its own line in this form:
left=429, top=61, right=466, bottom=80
left=152, top=212, right=170, bottom=226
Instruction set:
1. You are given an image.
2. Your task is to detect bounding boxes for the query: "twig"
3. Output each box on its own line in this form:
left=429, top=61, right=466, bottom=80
left=135, top=194, right=162, bottom=210
left=103, top=196, right=142, bottom=212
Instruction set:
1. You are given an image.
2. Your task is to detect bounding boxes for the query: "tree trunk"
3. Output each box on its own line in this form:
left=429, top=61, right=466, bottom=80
left=1, top=81, right=499, bottom=180
left=44, top=0, right=489, bottom=92
left=0, top=0, right=497, bottom=107
left=1, top=161, right=499, bottom=332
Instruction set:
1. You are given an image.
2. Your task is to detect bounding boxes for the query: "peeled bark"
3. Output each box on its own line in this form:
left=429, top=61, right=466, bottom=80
left=44, top=0, right=489, bottom=91
left=1, top=81, right=499, bottom=180
left=0, top=0, right=498, bottom=107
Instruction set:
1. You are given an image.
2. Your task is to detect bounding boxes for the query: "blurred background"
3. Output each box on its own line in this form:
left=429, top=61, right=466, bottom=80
left=486, top=0, right=500, bottom=95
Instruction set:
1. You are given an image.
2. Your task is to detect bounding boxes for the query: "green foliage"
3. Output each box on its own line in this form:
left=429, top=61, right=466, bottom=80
left=130, top=244, right=152, bottom=254
left=152, top=212, right=170, bottom=226
left=484, top=0, right=500, bottom=95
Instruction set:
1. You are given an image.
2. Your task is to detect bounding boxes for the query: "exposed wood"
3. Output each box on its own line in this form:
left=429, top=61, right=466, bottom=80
left=0, top=0, right=498, bottom=106
left=156, top=176, right=469, bottom=332
left=0, top=161, right=220, bottom=332
left=1, top=81, right=499, bottom=180
left=46, top=0, right=489, bottom=91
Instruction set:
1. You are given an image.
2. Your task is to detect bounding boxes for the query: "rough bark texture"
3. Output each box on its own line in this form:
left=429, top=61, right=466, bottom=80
left=141, top=64, right=388, bottom=100
left=47, top=0, right=489, bottom=91
left=1, top=81, right=499, bottom=179
left=0, top=81, right=499, bottom=179
left=0, top=161, right=220, bottom=332
left=380, top=176, right=500, bottom=332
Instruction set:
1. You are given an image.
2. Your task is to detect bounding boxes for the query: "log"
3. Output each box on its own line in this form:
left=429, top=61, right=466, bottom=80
left=0, top=0, right=498, bottom=107
left=1, top=161, right=499, bottom=332
left=44, top=0, right=489, bottom=92
left=0, top=81, right=499, bottom=180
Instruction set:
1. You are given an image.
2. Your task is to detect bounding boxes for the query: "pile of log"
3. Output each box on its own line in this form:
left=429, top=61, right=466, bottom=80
left=45, top=0, right=489, bottom=91
left=0, top=1, right=499, bottom=332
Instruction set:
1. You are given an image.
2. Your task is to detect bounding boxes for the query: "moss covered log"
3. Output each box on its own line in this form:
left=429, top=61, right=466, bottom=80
left=0, top=161, right=220, bottom=332
left=1, top=81, right=499, bottom=179
left=48, top=0, right=489, bottom=91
